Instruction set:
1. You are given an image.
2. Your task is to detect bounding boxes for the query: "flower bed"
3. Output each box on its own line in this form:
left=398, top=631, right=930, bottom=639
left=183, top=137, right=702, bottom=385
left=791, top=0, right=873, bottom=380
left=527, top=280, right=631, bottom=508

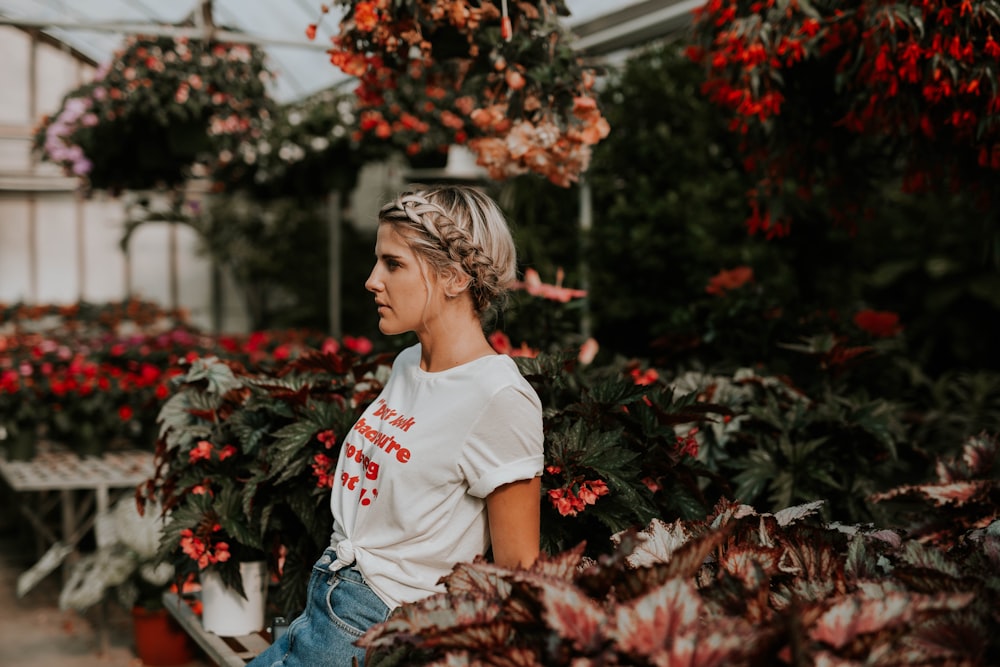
left=0, top=300, right=363, bottom=460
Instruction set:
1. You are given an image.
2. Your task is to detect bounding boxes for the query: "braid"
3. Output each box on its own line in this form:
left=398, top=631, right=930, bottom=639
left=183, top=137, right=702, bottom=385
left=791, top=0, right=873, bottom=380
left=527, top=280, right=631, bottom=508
left=378, top=186, right=516, bottom=317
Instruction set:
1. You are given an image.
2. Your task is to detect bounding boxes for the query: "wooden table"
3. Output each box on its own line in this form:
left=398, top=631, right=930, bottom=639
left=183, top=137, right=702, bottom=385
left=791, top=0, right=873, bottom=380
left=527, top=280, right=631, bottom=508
left=0, top=447, right=155, bottom=653
left=163, top=591, right=271, bottom=666
left=0, top=448, right=155, bottom=589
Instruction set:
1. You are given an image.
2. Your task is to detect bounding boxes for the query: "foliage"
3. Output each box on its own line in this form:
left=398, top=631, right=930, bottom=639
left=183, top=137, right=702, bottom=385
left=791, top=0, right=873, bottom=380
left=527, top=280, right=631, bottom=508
left=688, top=0, right=1000, bottom=237
left=317, top=0, right=609, bottom=186
left=195, top=196, right=333, bottom=331
left=671, top=361, right=910, bottom=526
left=360, top=487, right=1000, bottom=666
left=872, top=431, right=1000, bottom=547
left=515, top=351, right=726, bottom=556
left=581, top=39, right=767, bottom=360
left=59, top=497, right=174, bottom=612
left=33, top=34, right=274, bottom=194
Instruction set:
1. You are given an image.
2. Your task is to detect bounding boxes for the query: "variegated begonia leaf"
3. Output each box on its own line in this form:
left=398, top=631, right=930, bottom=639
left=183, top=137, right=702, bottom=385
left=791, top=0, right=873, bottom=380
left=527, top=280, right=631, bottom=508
left=419, top=622, right=516, bottom=652
left=898, top=540, right=963, bottom=578
left=358, top=594, right=503, bottom=651
left=646, top=622, right=752, bottom=667
left=612, top=578, right=703, bottom=657
left=533, top=578, right=608, bottom=653
left=872, top=480, right=992, bottom=508
left=444, top=560, right=513, bottom=599
left=524, top=542, right=587, bottom=582
left=772, top=499, right=827, bottom=527
left=720, top=546, right=781, bottom=588
left=809, top=591, right=974, bottom=650
left=935, top=432, right=998, bottom=482
left=617, top=517, right=689, bottom=569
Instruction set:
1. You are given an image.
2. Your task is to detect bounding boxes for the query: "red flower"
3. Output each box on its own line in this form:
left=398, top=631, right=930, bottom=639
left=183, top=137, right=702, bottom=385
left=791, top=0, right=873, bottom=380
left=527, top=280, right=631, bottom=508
left=630, top=367, right=659, bottom=386
left=343, top=335, right=373, bottom=355
left=705, top=266, right=754, bottom=296
left=488, top=331, right=512, bottom=355
left=853, top=309, right=902, bottom=338
left=118, top=405, right=133, bottom=422
left=189, top=440, right=213, bottom=463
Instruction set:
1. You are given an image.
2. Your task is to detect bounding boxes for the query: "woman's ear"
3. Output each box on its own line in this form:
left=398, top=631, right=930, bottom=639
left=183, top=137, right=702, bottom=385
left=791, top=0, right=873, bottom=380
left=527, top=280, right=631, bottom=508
left=441, top=266, right=472, bottom=298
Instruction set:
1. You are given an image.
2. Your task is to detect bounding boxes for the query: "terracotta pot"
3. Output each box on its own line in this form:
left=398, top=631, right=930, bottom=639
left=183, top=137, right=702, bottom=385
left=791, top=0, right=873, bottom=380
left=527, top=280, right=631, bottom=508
left=131, top=606, right=197, bottom=666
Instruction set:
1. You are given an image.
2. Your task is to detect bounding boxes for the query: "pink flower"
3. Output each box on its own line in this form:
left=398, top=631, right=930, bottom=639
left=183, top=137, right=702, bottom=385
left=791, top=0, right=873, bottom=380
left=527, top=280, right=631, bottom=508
left=217, top=445, right=237, bottom=461
left=578, top=337, right=599, bottom=365
left=514, top=268, right=587, bottom=303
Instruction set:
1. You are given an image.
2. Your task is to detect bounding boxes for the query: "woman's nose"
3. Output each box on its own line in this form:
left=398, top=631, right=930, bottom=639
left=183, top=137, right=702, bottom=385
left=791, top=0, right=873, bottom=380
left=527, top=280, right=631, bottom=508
left=365, top=267, right=381, bottom=293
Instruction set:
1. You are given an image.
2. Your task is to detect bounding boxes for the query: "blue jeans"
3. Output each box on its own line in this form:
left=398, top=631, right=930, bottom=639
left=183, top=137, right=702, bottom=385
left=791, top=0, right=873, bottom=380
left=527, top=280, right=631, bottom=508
left=247, top=548, right=391, bottom=667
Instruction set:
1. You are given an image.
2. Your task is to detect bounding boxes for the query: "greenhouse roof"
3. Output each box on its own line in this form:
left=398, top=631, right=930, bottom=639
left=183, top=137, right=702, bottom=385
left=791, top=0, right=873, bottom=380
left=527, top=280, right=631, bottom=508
left=0, top=0, right=695, bottom=103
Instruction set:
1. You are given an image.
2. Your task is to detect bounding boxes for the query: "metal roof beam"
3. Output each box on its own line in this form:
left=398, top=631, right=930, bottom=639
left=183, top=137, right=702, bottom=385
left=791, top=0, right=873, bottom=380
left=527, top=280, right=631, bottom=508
left=0, top=17, right=327, bottom=50
left=570, top=0, right=700, bottom=56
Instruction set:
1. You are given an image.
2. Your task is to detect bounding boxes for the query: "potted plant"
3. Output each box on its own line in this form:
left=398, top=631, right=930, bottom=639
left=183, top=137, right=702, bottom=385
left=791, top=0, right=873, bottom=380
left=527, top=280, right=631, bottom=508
left=139, top=343, right=390, bottom=622
left=59, top=496, right=197, bottom=666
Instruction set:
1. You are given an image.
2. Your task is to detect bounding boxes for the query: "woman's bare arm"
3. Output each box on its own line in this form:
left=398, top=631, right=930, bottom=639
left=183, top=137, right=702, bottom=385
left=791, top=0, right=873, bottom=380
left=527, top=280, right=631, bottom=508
left=486, top=476, right=541, bottom=568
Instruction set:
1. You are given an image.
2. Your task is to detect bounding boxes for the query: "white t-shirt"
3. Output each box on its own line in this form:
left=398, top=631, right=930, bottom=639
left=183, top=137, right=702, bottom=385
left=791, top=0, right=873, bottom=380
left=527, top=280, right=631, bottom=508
left=328, top=343, right=544, bottom=609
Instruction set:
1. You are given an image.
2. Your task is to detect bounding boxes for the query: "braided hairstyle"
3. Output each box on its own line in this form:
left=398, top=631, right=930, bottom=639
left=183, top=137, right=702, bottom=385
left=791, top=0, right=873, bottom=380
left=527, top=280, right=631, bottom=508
left=377, top=185, right=517, bottom=320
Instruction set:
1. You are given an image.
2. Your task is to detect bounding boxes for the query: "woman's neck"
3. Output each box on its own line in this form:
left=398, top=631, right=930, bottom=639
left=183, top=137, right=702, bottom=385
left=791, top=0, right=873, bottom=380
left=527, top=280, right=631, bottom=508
left=416, top=314, right=496, bottom=373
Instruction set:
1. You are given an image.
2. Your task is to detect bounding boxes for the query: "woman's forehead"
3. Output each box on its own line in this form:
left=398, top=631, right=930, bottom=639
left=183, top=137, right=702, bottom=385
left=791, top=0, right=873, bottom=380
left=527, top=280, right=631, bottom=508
left=375, top=224, right=414, bottom=251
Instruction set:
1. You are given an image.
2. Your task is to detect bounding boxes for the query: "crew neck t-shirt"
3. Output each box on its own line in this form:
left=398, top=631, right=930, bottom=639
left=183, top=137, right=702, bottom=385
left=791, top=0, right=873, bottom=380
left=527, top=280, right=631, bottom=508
left=327, top=343, right=544, bottom=610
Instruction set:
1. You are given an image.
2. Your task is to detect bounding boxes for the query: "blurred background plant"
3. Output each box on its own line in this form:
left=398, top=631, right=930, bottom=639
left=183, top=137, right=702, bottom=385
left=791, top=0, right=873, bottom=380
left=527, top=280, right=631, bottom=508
left=320, top=0, right=609, bottom=186
left=33, top=33, right=274, bottom=194
left=59, top=496, right=174, bottom=613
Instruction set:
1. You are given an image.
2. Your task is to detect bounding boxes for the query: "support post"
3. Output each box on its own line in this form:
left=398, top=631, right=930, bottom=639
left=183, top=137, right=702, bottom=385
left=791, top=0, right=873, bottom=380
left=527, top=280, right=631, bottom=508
left=328, top=191, right=343, bottom=340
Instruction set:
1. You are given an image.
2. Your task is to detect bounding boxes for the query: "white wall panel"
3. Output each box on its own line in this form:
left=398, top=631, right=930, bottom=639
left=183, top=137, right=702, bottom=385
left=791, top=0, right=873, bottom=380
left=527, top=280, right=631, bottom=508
left=174, top=222, right=214, bottom=332
left=82, top=195, right=126, bottom=303
left=127, top=222, right=171, bottom=308
left=34, top=196, right=79, bottom=302
left=0, top=27, right=31, bottom=125
left=0, top=199, right=31, bottom=303
left=0, top=137, right=32, bottom=172
left=36, top=41, right=92, bottom=124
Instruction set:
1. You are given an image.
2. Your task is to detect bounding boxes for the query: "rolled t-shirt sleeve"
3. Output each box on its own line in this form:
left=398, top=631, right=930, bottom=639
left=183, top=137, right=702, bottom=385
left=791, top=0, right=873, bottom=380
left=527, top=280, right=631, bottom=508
left=461, top=383, right=544, bottom=499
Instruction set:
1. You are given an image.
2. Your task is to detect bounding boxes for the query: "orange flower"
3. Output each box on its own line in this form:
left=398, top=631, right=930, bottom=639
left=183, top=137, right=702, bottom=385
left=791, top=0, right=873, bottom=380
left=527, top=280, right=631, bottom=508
left=353, top=1, right=379, bottom=32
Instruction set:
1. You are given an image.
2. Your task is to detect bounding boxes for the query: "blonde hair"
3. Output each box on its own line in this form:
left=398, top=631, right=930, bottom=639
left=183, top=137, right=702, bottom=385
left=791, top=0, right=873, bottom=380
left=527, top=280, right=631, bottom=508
left=377, top=185, right=517, bottom=319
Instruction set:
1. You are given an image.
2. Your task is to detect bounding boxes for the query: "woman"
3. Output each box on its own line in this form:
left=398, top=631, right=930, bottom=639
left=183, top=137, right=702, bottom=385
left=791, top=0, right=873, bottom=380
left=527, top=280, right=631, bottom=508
left=249, top=185, right=544, bottom=667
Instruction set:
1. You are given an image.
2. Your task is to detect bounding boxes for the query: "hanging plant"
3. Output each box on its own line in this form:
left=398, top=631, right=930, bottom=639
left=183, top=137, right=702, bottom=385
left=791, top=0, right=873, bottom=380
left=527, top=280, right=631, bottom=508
left=211, top=84, right=376, bottom=198
left=33, top=33, right=276, bottom=195
left=688, top=0, right=1000, bottom=236
left=312, top=1, right=610, bottom=187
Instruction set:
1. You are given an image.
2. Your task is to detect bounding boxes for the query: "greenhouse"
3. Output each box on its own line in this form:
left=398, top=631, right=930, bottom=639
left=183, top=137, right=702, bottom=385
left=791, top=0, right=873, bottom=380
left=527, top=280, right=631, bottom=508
left=0, top=1, right=998, bottom=666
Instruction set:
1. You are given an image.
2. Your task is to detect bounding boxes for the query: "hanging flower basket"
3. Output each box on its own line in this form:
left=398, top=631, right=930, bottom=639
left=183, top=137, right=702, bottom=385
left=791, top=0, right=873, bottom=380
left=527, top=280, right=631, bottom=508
left=315, top=0, right=610, bottom=187
left=34, top=33, right=275, bottom=195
